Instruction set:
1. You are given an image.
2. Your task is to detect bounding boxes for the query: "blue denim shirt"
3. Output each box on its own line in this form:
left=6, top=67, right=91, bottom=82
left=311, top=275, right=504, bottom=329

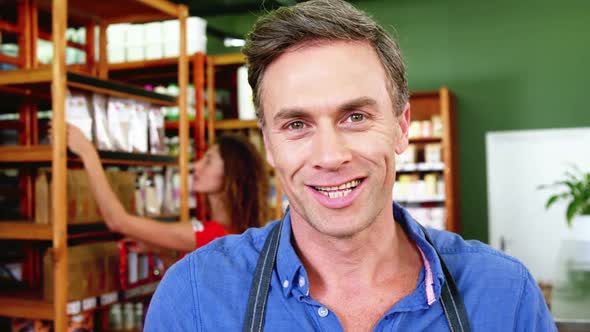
left=145, top=203, right=556, bottom=331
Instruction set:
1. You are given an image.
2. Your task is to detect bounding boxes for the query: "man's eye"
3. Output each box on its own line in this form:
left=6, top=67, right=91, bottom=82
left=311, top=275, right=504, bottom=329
left=349, top=113, right=365, bottom=122
left=287, top=121, right=305, bottom=130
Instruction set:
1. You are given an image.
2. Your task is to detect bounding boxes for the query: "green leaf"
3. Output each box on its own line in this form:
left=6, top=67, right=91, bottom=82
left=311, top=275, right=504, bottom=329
left=545, top=192, right=570, bottom=209
left=566, top=199, right=584, bottom=226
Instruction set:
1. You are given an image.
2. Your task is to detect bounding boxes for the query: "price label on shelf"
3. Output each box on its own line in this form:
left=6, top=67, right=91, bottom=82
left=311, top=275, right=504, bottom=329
left=67, top=301, right=81, bottom=315
left=100, top=291, right=119, bottom=306
left=82, top=297, right=97, bottom=311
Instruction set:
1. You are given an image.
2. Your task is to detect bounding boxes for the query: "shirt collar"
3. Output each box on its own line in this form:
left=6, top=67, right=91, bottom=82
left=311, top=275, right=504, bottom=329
left=275, top=202, right=445, bottom=306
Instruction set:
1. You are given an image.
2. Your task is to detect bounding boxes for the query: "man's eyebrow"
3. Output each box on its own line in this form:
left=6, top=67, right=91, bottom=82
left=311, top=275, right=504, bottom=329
left=339, top=97, right=377, bottom=111
left=273, top=108, right=309, bottom=124
left=273, top=97, right=378, bottom=123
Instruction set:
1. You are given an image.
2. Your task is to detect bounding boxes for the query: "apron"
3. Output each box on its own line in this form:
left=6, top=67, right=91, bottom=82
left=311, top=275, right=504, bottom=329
left=243, top=212, right=471, bottom=332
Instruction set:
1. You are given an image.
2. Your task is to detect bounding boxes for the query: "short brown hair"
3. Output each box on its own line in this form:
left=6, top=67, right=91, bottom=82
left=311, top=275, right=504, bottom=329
left=217, top=135, right=270, bottom=232
left=243, top=0, right=409, bottom=126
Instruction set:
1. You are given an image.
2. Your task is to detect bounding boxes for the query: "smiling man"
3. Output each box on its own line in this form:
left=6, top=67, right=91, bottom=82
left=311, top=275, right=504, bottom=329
left=145, top=1, right=555, bottom=331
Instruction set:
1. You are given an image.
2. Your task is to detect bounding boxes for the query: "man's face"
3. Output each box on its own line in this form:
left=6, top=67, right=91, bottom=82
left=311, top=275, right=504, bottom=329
left=261, top=41, right=410, bottom=238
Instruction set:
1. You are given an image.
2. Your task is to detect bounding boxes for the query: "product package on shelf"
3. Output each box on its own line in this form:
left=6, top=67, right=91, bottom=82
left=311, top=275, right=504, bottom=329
left=407, top=206, right=446, bottom=230
left=129, top=102, right=149, bottom=153
left=134, top=170, right=167, bottom=217
left=118, top=239, right=164, bottom=290
left=91, top=93, right=114, bottom=151
left=35, top=169, right=136, bottom=225
left=65, top=91, right=93, bottom=141
left=107, top=97, right=132, bottom=152
left=148, top=107, right=167, bottom=155
left=67, top=311, right=94, bottom=332
left=108, top=302, right=145, bottom=331
left=43, top=241, right=120, bottom=301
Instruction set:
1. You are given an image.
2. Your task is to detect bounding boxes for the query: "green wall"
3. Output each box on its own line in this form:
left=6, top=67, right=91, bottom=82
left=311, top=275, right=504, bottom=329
left=204, top=0, right=590, bottom=242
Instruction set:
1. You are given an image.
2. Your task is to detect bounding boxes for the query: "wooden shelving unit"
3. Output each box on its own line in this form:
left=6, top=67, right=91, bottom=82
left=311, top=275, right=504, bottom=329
left=0, top=0, right=190, bottom=330
left=401, top=87, right=460, bottom=234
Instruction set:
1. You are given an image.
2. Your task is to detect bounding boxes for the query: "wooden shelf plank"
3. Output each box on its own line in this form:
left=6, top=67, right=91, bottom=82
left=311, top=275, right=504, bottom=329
left=0, top=145, right=178, bottom=166
left=215, top=119, right=258, bottom=130
left=0, top=222, right=53, bottom=240
left=409, top=136, right=442, bottom=144
left=67, top=72, right=177, bottom=106
left=0, top=145, right=52, bottom=162
left=0, top=69, right=177, bottom=106
left=36, top=0, right=178, bottom=24
left=0, top=67, right=52, bottom=85
left=165, top=119, right=259, bottom=131
left=0, top=281, right=160, bottom=320
left=210, top=53, right=246, bottom=66
left=0, top=294, right=54, bottom=320
left=109, top=57, right=180, bottom=71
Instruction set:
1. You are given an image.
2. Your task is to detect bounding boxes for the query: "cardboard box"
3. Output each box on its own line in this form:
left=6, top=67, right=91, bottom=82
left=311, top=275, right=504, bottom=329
left=43, top=242, right=120, bottom=301
left=35, top=170, right=136, bottom=225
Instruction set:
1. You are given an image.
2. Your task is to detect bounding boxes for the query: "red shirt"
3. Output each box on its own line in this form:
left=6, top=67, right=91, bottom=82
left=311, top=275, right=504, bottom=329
left=194, top=220, right=233, bottom=248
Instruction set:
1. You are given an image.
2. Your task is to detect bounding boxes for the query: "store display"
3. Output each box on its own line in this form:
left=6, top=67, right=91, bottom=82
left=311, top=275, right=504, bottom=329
left=0, top=1, right=191, bottom=328
left=149, top=107, right=167, bottom=155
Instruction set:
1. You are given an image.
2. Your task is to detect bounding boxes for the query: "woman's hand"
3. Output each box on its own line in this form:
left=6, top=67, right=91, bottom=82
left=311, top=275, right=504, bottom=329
left=48, top=122, right=95, bottom=158
left=65, top=124, right=94, bottom=157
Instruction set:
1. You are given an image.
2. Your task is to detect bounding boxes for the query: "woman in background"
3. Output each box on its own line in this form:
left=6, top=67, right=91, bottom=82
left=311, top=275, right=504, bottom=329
left=64, top=124, right=270, bottom=252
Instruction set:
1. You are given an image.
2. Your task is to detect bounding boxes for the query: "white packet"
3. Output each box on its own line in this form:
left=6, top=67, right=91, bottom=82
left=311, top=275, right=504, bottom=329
left=91, top=93, right=114, bottom=151
left=107, top=98, right=131, bottom=152
left=65, top=91, right=93, bottom=141
left=129, top=101, right=149, bottom=153
left=148, top=107, right=167, bottom=155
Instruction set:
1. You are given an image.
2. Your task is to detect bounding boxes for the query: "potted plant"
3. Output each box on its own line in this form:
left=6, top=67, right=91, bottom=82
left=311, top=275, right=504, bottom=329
left=540, top=165, right=590, bottom=227
left=540, top=166, right=590, bottom=299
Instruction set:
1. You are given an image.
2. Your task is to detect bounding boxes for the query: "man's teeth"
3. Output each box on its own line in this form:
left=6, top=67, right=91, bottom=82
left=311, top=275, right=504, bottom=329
left=313, top=180, right=361, bottom=198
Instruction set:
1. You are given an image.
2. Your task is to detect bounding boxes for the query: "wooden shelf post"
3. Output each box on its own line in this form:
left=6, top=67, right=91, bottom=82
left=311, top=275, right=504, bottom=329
left=178, top=5, right=190, bottom=224
left=51, top=0, right=68, bottom=329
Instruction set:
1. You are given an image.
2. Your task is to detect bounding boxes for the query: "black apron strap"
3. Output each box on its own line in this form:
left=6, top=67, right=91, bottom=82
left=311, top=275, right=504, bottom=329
left=243, top=212, right=471, bottom=332
left=242, top=219, right=283, bottom=332
left=418, top=224, right=471, bottom=332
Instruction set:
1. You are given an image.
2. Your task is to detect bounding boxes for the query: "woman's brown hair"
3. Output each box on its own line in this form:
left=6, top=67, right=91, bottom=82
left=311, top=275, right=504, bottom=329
left=217, top=135, right=270, bottom=233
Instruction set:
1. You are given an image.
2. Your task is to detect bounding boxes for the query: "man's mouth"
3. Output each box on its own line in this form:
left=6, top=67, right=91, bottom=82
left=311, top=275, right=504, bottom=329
left=311, top=179, right=363, bottom=199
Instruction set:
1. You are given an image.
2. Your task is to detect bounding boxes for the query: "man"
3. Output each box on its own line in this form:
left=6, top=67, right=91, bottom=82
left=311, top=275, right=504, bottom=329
left=145, top=0, right=555, bottom=331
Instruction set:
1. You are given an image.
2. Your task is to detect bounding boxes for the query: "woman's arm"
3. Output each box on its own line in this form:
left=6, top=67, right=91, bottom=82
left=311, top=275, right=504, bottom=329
left=66, top=125, right=196, bottom=252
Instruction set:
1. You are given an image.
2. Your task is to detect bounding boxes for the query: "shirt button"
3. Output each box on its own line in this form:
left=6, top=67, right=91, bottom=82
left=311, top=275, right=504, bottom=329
left=318, top=306, right=329, bottom=317
left=282, top=280, right=289, bottom=288
left=298, top=276, right=306, bottom=288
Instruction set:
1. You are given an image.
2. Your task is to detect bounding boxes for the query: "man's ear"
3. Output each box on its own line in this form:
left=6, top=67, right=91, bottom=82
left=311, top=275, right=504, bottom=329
left=394, top=102, right=411, bottom=154
left=262, top=129, right=276, bottom=168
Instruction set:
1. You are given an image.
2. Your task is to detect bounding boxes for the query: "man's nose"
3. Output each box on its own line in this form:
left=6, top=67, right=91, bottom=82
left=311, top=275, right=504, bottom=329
left=310, top=125, right=352, bottom=171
